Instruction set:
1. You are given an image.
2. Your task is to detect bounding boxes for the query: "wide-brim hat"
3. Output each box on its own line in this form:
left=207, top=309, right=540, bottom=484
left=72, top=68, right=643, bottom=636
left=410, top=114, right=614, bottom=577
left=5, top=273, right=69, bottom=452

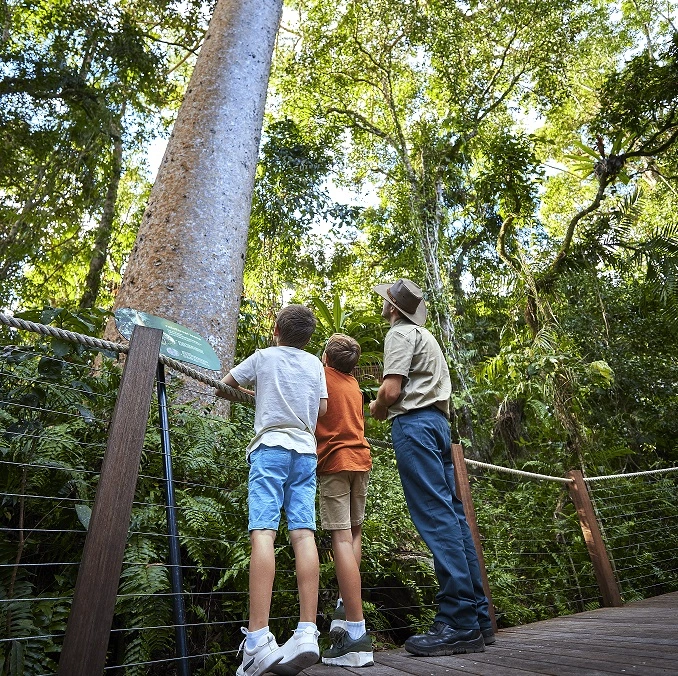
left=374, top=278, right=427, bottom=326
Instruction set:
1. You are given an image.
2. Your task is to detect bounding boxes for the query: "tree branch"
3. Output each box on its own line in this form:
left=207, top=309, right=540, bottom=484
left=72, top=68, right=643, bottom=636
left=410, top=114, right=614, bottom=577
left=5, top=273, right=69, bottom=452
left=496, top=214, right=521, bottom=274
left=475, top=27, right=520, bottom=105
left=351, top=17, right=388, bottom=75
left=141, top=32, right=202, bottom=56
left=544, top=175, right=609, bottom=283
left=383, top=69, right=416, bottom=184
left=325, top=106, right=396, bottom=146
left=624, top=121, right=678, bottom=160
left=475, top=49, right=532, bottom=125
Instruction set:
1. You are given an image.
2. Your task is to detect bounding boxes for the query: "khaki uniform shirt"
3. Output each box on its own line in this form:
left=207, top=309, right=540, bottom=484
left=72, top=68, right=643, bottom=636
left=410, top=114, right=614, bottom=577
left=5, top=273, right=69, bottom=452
left=382, top=319, right=451, bottom=420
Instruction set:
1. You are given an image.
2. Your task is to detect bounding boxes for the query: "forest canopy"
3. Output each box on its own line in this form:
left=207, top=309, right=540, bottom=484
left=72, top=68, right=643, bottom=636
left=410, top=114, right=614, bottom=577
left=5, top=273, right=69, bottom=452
left=2, top=2, right=678, bottom=673
left=1, top=0, right=678, bottom=470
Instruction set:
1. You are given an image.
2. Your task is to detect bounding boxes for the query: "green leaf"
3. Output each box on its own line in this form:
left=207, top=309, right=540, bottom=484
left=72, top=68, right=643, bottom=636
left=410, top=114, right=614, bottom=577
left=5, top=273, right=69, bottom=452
left=588, top=360, right=614, bottom=386
left=611, top=131, right=625, bottom=155
left=333, top=293, right=344, bottom=332
left=571, top=140, right=600, bottom=159
left=75, top=504, right=92, bottom=530
left=76, top=405, right=95, bottom=423
left=51, top=338, right=73, bottom=358
left=10, top=640, right=24, bottom=676
left=617, top=169, right=631, bottom=185
left=311, top=296, right=334, bottom=329
left=37, top=356, right=63, bottom=380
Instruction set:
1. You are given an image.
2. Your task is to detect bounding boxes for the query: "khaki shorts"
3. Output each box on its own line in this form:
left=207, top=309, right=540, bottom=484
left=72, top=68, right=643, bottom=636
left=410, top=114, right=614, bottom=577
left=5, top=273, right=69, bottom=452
left=318, top=471, right=370, bottom=531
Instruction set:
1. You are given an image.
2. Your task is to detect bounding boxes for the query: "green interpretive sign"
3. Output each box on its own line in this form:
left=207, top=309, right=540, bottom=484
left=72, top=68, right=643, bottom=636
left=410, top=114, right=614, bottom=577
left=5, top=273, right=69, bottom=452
left=114, top=308, right=221, bottom=372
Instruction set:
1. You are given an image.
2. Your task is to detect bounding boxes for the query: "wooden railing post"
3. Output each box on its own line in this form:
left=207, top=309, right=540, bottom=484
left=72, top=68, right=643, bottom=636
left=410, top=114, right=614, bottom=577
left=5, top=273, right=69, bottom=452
left=451, top=443, right=498, bottom=632
left=566, top=469, right=622, bottom=607
left=58, top=325, right=163, bottom=675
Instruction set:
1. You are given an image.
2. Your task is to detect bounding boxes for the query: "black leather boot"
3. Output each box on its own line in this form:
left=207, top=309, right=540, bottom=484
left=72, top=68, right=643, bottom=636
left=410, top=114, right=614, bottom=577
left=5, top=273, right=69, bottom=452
left=404, top=622, right=485, bottom=656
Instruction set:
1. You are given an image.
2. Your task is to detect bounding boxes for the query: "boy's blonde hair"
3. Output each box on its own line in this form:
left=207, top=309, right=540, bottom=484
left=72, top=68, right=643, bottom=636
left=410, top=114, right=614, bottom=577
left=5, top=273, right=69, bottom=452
left=275, top=305, right=317, bottom=348
left=324, top=333, right=361, bottom=373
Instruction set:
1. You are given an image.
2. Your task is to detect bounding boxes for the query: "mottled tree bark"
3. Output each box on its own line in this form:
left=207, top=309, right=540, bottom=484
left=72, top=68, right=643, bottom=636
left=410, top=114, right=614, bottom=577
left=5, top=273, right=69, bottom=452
left=106, top=0, right=283, bottom=379
left=80, top=114, right=123, bottom=309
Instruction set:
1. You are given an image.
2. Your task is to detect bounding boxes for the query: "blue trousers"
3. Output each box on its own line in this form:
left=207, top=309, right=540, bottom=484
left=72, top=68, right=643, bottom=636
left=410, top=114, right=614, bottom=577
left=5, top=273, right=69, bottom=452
left=391, top=407, right=491, bottom=631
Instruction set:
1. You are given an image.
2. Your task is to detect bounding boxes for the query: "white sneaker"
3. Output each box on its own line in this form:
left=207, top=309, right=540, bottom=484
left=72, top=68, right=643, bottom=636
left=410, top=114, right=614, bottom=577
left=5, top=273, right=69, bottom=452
left=236, top=628, right=283, bottom=676
left=270, top=626, right=320, bottom=675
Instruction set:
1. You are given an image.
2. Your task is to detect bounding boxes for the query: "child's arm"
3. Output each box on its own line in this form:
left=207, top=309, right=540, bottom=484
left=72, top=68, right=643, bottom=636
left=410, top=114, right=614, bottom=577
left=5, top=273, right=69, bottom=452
left=216, top=373, right=255, bottom=398
left=318, top=397, right=328, bottom=417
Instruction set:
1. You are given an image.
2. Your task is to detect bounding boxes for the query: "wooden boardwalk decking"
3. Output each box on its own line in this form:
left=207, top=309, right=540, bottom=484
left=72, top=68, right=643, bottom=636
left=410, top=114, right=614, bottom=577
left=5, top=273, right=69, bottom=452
left=302, top=591, right=678, bottom=675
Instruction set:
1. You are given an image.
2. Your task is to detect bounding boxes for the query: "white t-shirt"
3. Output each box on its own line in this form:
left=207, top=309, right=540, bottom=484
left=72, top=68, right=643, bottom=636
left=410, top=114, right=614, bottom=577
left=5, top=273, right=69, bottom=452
left=230, top=346, right=328, bottom=458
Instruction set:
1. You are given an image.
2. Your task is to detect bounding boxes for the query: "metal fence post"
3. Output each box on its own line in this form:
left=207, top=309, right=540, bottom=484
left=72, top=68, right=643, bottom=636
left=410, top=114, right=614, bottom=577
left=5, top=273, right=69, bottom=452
left=157, top=362, right=190, bottom=676
left=451, top=443, right=498, bottom=632
left=566, top=469, right=622, bottom=607
left=58, top=325, right=163, bottom=676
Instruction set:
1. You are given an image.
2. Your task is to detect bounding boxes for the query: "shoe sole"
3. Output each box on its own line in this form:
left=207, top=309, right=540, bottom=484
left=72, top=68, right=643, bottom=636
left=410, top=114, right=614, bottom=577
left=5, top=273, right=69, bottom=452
left=329, top=619, right=347, bottom=640
left=482, top=634, right=496, bottom=646
left=269, top=649, right=319, bottom=675
left=322, top=651, right=374, bottom=667
left=237, top=653, right=283, bottom=676
left=404, top=637, right=485, bottom=657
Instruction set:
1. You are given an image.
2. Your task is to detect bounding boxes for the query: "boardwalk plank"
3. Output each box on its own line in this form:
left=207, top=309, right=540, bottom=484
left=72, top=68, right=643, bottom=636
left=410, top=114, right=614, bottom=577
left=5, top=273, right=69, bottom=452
left=490, top=639, right=678, bottom=667
left=486, top=647, right=676, bottom=675
left=299, top=592, right=678, bottom=676
left=499, top=627, right=678, bottom=646
left=304, top=661, right=403, bottom=676
left=384, top=650, right=547, bottom=675
left=414, top=651, right=645, bottom=676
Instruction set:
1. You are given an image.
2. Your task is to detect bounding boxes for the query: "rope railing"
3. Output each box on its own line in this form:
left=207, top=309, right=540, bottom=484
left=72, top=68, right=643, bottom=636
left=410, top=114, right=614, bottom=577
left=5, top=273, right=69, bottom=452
left=0, top=311, right=254, bottom=406
left=2, top=311, right=678, bottom=674
left=3, top=311, right=674, bottom=483
left=584, top=466, right=678, bottom=481
left=464, top=458, right=574, bottom=483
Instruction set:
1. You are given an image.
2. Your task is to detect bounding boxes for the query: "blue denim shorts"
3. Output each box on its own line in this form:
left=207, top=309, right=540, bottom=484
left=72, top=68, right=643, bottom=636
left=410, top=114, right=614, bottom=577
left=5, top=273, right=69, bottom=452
left=248, top=445, right=317, bottom=532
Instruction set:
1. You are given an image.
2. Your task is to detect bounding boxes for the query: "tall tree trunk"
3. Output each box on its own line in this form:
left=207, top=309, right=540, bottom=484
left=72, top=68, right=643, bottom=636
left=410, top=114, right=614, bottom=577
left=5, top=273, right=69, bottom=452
left=106, top=0, right=283, bottom=378
left=80, top=113, right=124, bottom=309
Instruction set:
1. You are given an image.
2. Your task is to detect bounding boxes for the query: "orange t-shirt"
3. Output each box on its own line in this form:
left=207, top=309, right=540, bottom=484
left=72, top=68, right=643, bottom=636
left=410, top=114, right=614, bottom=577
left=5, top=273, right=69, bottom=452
left=315, top=366, right=372, bottom=474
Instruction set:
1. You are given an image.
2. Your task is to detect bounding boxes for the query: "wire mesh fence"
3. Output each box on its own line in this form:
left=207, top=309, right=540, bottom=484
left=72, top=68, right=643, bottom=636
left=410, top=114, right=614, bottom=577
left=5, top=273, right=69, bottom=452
left=587, top=474, right=678, bottom=601
left=466, top=469, right=600, bottom=627
left=0, top=343, right=119, bottom=675
left=2, top=323, right=678, bottom=675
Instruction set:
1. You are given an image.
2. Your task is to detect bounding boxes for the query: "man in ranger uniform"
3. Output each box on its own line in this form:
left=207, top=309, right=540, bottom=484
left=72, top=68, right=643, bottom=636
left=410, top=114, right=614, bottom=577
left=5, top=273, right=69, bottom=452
left=369, top=278, right=494, bottom=656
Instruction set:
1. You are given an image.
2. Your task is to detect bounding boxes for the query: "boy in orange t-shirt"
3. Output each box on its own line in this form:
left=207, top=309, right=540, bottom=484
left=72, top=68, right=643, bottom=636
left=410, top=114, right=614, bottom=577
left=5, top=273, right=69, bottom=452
left=315, top=334, right=374, bottom=667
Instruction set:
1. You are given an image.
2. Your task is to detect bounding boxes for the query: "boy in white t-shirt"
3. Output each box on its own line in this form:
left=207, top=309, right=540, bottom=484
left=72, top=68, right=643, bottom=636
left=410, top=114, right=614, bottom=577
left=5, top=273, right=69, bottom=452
left=218, top=305, right=328, bottom=676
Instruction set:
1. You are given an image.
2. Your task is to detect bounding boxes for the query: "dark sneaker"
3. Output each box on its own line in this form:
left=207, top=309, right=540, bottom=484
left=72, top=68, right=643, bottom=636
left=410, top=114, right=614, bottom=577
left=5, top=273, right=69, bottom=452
left=322, top=631, right=374, bottom=667
left=481, top=627, right=496, bottom=645
left=329, top=601, right=347, bottom=640
left=236, top=628, right=283, bottom=676
left=404, top=622, right=485, bottom=657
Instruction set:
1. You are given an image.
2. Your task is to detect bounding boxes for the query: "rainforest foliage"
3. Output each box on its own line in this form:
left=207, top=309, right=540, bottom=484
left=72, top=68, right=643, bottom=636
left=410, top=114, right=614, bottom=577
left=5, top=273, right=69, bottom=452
left=2, top=0, right=678, bottom=465
left=2, top=0, right=678, bottom=673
